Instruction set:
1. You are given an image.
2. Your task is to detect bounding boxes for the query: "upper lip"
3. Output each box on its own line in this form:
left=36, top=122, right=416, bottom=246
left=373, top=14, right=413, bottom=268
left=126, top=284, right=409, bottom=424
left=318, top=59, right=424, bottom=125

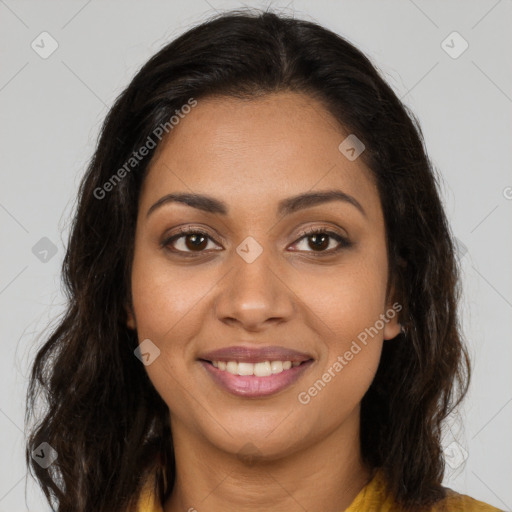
left=199, top=345, right=313, bottom=364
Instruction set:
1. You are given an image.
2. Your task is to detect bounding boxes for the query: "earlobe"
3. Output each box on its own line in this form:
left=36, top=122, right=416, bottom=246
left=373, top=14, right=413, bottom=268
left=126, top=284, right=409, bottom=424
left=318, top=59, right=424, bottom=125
left=125, top=303, right=137, bottom=330
left=383, top=286, right=403, bottom=340
left=126, top=315, right=136, bottom=330
left=383, top=315, right=402, bottom=340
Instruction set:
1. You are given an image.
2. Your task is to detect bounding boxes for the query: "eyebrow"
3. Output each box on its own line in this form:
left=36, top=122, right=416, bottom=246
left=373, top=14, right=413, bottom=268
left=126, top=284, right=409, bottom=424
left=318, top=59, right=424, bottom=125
left=146, top=189, right=366, bottom=219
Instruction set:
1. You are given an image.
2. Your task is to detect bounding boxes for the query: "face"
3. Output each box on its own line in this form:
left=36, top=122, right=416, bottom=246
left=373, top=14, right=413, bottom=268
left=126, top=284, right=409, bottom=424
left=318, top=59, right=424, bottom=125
left=127, top=92, right=400, bottom=459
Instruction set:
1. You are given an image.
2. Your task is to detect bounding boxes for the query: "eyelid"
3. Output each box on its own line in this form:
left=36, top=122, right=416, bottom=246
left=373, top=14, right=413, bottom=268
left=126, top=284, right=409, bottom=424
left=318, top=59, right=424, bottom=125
left=295, top=225, right=348, bottom=240
left=161, top=223, right=352, bottom=255
left=161, top=224, right=223, bottom=243
left=291, top=226, right=352, bottom=253
left=160, top=225, right=223, bottom=251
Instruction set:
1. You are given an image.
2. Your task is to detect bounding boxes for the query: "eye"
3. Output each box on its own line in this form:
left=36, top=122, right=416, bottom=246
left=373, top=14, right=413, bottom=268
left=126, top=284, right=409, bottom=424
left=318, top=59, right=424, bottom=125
left=161, top=225, right=352, bottom=256
left=162, top=226, right=222, bottom=254
left=290, top=227, right=352, bottom=254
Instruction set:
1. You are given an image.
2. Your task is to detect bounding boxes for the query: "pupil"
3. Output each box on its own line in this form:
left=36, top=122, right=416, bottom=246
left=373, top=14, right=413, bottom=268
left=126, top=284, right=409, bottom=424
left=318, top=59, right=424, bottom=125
left=310, top=234, right=328, bottom=251
left=187, top=234, right=207, bottom=250
left=183, top=233, right=330, bottom=252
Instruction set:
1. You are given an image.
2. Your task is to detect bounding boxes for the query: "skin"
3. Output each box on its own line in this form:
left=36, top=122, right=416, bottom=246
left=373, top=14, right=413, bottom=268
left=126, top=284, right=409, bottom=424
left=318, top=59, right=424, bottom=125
left=126, top=91, right=401, bottom=512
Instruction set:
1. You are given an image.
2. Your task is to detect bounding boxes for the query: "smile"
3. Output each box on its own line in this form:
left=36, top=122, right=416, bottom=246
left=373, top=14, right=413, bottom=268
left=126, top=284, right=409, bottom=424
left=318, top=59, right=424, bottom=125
left=200, top=358, right=314, bottom=398
left=211, top=360, right=301, bottom=376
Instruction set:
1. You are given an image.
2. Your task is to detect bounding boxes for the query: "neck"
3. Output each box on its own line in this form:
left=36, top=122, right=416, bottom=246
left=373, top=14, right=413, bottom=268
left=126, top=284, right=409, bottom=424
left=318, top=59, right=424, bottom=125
left=163, top=407, right=373, bottom=512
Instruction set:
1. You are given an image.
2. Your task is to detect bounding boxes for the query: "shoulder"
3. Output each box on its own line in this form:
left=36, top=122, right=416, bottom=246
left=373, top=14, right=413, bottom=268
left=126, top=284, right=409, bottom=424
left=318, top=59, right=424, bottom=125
left=350, top=469, right=504, bottom=512
left=136, top=474, right=164, bottom=512
left=429, top=487, right=504, bottom=512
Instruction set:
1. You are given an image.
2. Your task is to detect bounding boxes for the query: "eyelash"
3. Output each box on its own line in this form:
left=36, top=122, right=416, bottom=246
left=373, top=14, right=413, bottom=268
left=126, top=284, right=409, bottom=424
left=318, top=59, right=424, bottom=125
left=161, top=225, right=352, bottom=257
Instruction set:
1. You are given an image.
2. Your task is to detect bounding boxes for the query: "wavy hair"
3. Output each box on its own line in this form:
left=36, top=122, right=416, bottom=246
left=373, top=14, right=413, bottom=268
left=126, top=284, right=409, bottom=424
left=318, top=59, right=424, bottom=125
left=26, top=8, right=470, bottom=511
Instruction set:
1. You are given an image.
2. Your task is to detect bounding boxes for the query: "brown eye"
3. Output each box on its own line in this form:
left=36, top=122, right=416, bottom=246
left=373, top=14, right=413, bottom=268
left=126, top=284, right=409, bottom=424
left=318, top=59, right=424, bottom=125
left=162, top=228, right=221, bottom=253
left=292, top=228, right=352, bottom=254
left=307, top=232, right=330, bottom=251
left=182, top=233, right=209, bottom=251
left=161, top=226, right=352, bottom=257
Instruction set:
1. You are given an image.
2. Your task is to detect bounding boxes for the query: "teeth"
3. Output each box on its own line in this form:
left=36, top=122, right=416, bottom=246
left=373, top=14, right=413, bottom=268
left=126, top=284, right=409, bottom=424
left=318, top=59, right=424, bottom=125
left=270, top=361, right=283, bottom=374
left=211, top=360, right=302, bottom=376
left=237, top=362, right=254, bottom=376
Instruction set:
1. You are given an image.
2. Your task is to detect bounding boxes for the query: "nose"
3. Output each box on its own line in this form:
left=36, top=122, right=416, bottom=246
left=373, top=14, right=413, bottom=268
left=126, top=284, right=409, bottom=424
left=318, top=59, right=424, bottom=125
left=213, top=243, right=295, bottom=332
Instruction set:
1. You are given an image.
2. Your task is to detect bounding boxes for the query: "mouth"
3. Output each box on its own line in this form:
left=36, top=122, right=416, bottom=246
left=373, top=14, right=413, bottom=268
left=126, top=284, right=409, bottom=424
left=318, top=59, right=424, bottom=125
left=198, top=345, right=314, bottom=398
left=201, top=359, right=308, bottom=376
left=199, top=345, right=313, bottom=365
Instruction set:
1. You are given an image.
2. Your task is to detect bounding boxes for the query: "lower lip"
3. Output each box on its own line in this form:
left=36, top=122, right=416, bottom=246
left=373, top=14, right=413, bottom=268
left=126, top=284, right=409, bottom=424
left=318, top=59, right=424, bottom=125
left=200, top=360, right=314, bottom=398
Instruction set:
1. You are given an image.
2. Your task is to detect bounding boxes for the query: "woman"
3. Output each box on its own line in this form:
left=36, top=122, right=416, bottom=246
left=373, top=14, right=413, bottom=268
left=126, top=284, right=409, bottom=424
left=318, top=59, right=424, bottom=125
left=25, top=9, right=502, bottom=512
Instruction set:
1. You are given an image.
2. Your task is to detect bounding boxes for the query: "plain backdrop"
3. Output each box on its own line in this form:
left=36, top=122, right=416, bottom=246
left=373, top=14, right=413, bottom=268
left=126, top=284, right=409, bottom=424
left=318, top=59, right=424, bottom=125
left=1, top=1, right=511, bottom=510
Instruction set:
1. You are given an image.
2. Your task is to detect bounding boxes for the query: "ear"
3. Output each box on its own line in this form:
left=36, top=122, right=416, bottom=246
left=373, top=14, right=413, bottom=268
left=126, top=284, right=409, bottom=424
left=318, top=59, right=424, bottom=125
left=125, top=301, right=137, bottom=330
left=383, top=284, right=402, bottom=340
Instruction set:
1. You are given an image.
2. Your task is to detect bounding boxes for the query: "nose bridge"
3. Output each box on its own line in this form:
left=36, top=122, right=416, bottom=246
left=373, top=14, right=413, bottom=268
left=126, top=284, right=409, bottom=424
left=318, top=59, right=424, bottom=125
left=234, top=236, right=275, bottom=298
left=214, top=235, right=293, bottom=329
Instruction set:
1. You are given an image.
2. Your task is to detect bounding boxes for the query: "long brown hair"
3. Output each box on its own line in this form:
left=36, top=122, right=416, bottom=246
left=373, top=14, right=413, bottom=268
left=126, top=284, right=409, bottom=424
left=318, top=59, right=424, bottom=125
left=26, top=8, right=470, bottom=511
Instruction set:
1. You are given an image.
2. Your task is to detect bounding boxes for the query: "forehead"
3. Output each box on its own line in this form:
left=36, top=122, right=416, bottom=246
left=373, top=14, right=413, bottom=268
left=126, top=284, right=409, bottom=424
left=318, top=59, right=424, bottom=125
left=140, top=92, right=380, bottom=220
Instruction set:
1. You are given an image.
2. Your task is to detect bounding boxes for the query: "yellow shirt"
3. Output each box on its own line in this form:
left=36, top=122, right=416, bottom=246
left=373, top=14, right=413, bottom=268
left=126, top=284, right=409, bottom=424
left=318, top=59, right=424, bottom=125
left=136, top=468, right=503, bottom=512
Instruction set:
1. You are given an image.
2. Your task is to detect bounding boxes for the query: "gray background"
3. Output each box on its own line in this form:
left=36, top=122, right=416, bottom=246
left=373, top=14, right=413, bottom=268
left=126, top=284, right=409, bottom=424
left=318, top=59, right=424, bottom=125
left=1, top=0, right=511, bottom=510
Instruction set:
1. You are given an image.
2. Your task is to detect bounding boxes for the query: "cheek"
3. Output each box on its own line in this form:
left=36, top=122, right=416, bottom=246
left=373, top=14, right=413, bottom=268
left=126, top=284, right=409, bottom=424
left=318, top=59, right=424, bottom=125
left=129, top=267, right=203, bottom=421
left=293, top=249, right=388, bottom=411
left=296, top=244, right=388, bottom=345
left=130, top=242, right=210, bottom=340
left=129, top=244, right=210, bottom=401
